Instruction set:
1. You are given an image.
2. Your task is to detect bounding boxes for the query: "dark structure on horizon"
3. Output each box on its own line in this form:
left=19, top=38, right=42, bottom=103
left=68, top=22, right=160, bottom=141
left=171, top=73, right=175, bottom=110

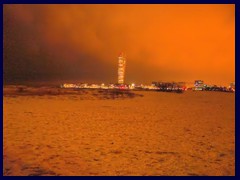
left=152, top=81, right=186, bottom=93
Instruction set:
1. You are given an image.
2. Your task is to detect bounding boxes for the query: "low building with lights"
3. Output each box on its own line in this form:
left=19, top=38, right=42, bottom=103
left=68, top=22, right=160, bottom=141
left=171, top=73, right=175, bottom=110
left=194, top=80, right=204, bottom=90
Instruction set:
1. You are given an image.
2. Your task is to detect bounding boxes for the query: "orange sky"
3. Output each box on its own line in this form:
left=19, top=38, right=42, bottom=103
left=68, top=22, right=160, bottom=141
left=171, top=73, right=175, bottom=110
left=4, top=4, right=235, bottom=86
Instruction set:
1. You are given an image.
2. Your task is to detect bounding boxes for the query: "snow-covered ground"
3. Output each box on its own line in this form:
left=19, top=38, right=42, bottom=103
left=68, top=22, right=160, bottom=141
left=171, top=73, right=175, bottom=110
left=3, top=87, right=235, bottom=176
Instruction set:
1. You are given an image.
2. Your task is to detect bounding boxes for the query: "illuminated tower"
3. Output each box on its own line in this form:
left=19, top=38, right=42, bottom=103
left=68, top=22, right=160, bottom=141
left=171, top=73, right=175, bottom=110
left=118, top=53, right=126, bottom=84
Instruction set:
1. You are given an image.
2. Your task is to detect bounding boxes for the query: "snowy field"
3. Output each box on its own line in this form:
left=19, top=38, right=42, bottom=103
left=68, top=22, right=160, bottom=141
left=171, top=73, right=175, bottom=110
left=3, top=86, right=235, bottom=176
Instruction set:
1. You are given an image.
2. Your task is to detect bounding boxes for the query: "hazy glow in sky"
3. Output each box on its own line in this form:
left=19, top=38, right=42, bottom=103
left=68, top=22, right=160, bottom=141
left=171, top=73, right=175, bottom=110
left=4, top=4, right=235, bottom=85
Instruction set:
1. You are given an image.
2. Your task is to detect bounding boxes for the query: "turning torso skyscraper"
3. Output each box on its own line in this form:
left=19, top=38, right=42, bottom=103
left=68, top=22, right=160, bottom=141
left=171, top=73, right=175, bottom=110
left=118, top=53, right=126, bottom=84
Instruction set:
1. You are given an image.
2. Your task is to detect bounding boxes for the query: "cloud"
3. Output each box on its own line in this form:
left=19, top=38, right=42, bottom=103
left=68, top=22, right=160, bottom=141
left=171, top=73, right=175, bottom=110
left=3, top=4, right=235, bottom=85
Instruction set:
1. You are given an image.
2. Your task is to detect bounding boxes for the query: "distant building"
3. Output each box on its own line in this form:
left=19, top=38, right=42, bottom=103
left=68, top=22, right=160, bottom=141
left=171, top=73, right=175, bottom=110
left=229, top=82, right=235, bottom=91
left=194, top=80, right=204, bottom=90
left=194, top=80, right=204, bottom=87
left=118, top=53, right=126, bottom=84
left=230, top=82, right=235, bottom=88
left=152, top=81, right=186, bottom=90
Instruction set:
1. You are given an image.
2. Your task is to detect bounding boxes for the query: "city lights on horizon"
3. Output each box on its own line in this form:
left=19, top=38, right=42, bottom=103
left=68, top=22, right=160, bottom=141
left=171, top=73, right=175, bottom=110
left=60, top=52, right=235, bottom=93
